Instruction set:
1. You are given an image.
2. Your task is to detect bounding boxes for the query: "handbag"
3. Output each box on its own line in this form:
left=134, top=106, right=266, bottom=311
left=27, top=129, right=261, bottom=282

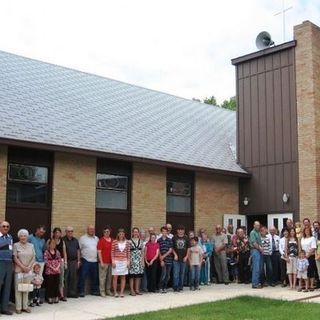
left=17, top=272, right=34, bottom=292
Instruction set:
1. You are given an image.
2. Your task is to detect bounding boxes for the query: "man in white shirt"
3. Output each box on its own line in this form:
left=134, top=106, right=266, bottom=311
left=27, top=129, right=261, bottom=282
left=268, top=226, right=281, bottom=285
left=78, top=225, right=99, bottom=297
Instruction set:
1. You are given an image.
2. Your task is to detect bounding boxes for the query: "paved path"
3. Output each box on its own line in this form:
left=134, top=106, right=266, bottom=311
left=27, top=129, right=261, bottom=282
left=6, top=284, right=320, bottom=320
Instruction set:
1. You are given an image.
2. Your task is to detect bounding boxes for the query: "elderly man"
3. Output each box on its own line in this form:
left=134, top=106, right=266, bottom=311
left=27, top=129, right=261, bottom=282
left=0, top=221, right=13, bottom=315
left=212, top=224, right=229, bottom=285
left=250, top=221, right=263, bottom=289
left=166, top=224, right=174, bottom=239
left=78, top=225, right=99, bottom=297
left=63, top=226, right=80, bottom=298
left=281, top=219, right=294, bottom=236
left=268, top=226, right=281, bottom=285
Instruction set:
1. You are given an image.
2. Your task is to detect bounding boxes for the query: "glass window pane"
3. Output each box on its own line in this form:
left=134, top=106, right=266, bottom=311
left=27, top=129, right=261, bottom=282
left=167, top=181, right=191, bottom=196
left=167, top=195, right=191, bottom=213
left=96, top=189, right=127, bottom=210
left=96, top=174, right=128, bottom=191
left=7, top=183, right=48, bottom=204
left=9, top=164, right=48, bottom=183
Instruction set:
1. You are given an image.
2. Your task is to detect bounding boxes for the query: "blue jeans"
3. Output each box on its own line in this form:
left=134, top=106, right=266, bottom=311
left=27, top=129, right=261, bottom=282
left=78, top=258, right=99, bottom=295
left=251, top=249, right=262, bottom=287
left=159, top=263, right=172, bottom=290
left=173, top=260, right=186, bottom=290
left=190, top=265, right=200, bottom=289
left=261, top=255, right=273, bottom=286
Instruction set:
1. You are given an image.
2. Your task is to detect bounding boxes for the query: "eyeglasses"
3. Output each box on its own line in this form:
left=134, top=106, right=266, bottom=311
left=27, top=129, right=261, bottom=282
left=67, top=230, right=74, bottom=232
left=2, top=225, right=9, bottom=228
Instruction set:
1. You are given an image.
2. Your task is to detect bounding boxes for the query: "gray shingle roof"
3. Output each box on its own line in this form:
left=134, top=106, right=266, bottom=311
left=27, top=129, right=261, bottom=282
left=0, top=51, right=247, bottom=175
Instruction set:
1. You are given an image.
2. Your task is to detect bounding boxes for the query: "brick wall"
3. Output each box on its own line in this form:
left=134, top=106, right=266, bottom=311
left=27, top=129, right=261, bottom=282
left=194, top=172, right=239, bottom=237
left=295, top=21, right=320, bottom=222
left=0, top=145, right=7, bottom=222
left=132, top=163, right=166, bottom=233
left=52, top=152, right=96, bottom=238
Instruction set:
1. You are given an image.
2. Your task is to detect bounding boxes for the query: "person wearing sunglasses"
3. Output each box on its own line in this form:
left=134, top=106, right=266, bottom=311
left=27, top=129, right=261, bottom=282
left=0, top=221, right=13, bottom=315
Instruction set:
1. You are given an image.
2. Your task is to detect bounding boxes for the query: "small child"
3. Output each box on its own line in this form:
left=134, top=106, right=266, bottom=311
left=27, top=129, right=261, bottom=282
left=227, top=252, right=238, bottom=283
left=188, top=237, right=204, bottom=291
left=30, top=263, right=44, bottom=307
left=297, top=250, right=309, bottom=292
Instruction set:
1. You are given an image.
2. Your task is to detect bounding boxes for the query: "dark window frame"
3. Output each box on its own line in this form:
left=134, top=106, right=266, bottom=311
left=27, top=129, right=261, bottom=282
left=166, top=169, right=194, bottom=215
left=96, top=159, right=132, bottom=213
left=6, top=147, right=53, bottom=210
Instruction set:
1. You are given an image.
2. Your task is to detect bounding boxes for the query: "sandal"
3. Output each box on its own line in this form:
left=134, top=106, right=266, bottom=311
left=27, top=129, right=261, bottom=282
left=114, top=293, right=119, bottom=298
left=129, top=292, right=136, bottom=296
left=135, top=292, right=143, bottom=295
left=120, top=294, right=124, bottom=298
left=303, top=289, right=309, bottom=292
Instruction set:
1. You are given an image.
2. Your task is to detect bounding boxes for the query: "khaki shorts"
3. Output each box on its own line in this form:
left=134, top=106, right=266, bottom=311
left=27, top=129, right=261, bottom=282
left=286, top=257, right=297, bottom=274
left=297, top=270, right=308, bottom=279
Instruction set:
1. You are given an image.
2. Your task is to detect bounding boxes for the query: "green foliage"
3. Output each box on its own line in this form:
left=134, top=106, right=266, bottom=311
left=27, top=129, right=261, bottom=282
left=196, top=95, right=236, bottom=110
left=203, top=95, right=217, bottom=106
left=221, top=96, right=236, bottom=111
left=110, top=296, right=320, bottom=320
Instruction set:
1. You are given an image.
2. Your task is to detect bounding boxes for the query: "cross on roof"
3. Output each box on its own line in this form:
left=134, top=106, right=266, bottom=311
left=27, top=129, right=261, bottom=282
left=274, top=0, right=293, bottom=42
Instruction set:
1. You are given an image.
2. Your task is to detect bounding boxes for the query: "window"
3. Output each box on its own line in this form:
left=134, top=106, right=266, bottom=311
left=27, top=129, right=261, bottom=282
left=96, top=174, right=128, bottom=210
left=7, top=164, right=49, bottom=205
left=167, top=181, right=192, bottom=213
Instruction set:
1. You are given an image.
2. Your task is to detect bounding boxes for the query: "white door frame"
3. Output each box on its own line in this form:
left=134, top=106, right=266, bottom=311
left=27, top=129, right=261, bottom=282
left=267, top=213, right=293, bottom=232
left=223, top=214, right=247, bottom=234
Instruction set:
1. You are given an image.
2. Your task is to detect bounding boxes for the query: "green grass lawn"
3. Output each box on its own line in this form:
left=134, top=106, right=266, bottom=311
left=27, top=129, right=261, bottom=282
left=110, top=296, right=320, bottom=320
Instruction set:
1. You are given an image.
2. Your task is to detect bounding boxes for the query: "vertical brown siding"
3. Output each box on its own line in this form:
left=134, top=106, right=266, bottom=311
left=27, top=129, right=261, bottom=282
left=233, top=43, right=298, bottom=217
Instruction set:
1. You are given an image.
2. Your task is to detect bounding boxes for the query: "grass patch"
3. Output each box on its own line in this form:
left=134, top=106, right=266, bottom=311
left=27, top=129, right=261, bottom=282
left=110, top=296, right=320, bottom=320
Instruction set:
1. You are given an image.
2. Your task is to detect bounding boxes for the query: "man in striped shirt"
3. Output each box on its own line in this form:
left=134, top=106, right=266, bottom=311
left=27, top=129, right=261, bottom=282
left=157, top=226, right=173, bottom=293
left=260, top=226, right=274, bottom=287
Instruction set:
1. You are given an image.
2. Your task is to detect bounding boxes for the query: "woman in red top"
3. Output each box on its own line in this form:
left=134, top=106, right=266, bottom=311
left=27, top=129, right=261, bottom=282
left=97, top=226, right=113, bottom=297
left=44, top=239, right=61, bottom=304
left=144, top=233, right=160, bottom=292
left=111, top=229, right=130, bottom=297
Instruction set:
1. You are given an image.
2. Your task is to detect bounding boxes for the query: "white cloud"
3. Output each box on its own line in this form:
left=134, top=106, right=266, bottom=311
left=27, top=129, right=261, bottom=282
left=0, top=0, right=319, bottom=104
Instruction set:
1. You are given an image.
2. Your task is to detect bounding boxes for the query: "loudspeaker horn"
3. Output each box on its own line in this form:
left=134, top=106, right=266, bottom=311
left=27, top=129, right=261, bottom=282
left=255, top=31, right=275, bottom=50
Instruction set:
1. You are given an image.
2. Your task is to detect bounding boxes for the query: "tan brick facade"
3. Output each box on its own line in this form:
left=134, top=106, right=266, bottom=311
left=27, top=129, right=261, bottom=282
left=0, top=145, right=7, bottom=222
left=132, top=163, right=166, bottom=233
left=194, top=172, right=238, bottom=236
left=295, top=21, right=320, bottom=221
left=52, top=152, right=96, bottom=237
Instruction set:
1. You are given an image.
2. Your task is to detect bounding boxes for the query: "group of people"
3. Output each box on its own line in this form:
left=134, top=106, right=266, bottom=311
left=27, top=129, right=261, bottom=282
left=0, top=217, right=320, bottom=315
left=249, top=218, right=320, bottom=291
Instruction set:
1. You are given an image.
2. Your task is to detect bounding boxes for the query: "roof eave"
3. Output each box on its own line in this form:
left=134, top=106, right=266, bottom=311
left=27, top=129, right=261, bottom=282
left=0, top=137, right=250, bottom=178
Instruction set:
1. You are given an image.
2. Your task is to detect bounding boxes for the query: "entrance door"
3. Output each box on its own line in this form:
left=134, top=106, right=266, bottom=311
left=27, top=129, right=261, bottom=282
left=267, top=213, right=293, bottom=232
left=223, top=214, right=246, bottom=234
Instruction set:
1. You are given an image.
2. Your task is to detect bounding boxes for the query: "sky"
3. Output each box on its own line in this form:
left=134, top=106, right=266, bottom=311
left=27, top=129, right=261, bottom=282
left=0, top=0, right=319, bottom=104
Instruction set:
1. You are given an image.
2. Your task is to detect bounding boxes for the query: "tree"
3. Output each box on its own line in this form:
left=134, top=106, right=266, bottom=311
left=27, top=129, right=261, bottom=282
left=203, top=95, right=217, bottom=106
left=220, top=96, right=236, bottom=111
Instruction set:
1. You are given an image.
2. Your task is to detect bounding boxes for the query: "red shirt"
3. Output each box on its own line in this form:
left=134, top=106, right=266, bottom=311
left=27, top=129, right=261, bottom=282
left=97, top=237, right=112, bottom=264
left=145, top=242, right=160, bottom=261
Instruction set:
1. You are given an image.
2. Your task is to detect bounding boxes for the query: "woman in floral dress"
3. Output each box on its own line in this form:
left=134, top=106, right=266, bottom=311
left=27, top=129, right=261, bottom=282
left=129, top=227, right=144, bottom=295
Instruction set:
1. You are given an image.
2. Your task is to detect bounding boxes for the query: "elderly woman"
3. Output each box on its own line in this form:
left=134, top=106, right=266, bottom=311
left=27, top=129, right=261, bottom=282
left=44, top=239, right=62, bottom=303
left=13, top=229, right=35, bottom=314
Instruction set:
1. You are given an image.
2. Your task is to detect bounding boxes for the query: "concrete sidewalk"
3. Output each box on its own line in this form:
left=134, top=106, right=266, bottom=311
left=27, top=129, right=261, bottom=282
left=6, top=284, right=320, bottom=320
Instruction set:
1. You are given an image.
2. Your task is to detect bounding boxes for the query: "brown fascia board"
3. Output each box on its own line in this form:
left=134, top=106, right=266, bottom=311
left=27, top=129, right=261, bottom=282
left=231, top=40, right=296, bottom=65
left=0, top=137, right=250, bottom=178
